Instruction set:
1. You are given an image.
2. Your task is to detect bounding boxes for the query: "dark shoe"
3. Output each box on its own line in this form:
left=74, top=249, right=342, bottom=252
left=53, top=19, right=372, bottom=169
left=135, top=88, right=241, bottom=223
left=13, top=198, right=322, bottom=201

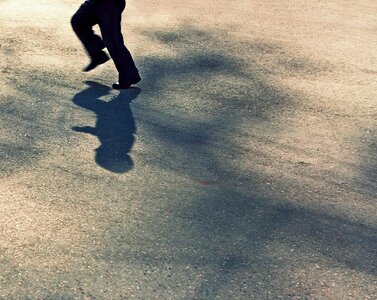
left=83, top=51, right=110, bottom=72
left=112, top=74, right=141, bottom=89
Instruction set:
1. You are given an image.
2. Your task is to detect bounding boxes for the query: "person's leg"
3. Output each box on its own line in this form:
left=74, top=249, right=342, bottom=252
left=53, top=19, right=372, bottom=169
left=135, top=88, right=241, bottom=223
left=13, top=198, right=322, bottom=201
left=71, top=1, right=109, bottom=71
left=96, top=0, right=140, bottom=87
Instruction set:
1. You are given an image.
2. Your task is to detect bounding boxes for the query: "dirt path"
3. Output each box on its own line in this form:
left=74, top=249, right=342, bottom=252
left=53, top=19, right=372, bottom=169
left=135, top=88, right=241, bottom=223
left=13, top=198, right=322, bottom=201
left=1, top=0, right=376, bottom=298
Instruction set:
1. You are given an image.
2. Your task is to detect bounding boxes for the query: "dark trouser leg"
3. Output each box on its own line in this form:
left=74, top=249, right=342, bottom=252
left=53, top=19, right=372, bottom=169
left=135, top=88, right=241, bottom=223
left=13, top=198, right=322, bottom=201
left=97, top=0, right=139, bottom=83
left=71, top=2, right=105, bottom=58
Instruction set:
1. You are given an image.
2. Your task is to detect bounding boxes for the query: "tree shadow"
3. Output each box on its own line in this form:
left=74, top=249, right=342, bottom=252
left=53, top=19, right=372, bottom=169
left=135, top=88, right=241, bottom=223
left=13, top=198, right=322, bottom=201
left=72, top=81, right=141, bottom=173
left=361, top=133, right=377, bottom=195
left=92, top=26, right=377, bottom=297
left=3, top=20, right=376, bottom=297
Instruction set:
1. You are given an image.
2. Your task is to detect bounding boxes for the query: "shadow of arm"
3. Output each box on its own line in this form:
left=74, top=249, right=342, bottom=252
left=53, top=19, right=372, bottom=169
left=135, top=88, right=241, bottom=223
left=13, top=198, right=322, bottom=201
left=72, top=126, right=97, bottom=135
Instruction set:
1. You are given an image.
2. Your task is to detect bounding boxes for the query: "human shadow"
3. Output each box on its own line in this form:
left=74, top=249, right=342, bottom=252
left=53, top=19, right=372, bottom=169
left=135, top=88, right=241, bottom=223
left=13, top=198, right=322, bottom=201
left=72, top=81, right=141, bottom=173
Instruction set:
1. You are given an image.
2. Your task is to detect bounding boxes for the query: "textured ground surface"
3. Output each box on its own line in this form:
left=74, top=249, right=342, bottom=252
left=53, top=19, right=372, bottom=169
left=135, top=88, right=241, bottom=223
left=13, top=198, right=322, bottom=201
left=1, top=0, right=376, bottom=298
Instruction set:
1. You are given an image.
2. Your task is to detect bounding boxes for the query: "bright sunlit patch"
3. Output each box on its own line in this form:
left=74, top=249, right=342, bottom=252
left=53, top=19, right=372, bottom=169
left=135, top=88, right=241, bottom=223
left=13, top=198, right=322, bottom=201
left=22, top=53, right=66, bottom=68
left=0, top=0, right=71, bottom=27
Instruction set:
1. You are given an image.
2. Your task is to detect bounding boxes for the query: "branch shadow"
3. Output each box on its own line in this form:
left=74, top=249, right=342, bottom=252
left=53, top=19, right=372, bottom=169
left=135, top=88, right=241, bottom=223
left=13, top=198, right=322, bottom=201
left=360, top=133, right=377, bottom=195
left=72, top=81, right=141, bottom=173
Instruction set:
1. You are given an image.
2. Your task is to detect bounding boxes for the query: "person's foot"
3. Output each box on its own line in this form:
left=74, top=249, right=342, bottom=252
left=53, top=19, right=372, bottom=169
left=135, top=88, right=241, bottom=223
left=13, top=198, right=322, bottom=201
left=112, top=74, right=141, bottom=89
left=83, top=51, right=110, bottom=72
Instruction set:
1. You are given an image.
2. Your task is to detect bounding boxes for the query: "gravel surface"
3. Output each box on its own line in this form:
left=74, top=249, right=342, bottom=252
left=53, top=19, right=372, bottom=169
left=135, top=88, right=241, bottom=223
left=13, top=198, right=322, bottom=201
left=1, top=0, right=376, bottom=299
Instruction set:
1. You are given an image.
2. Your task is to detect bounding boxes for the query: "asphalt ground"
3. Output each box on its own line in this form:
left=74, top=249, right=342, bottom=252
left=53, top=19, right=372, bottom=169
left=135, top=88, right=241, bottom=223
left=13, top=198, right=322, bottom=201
left=1, top=0, right=376, bottom=298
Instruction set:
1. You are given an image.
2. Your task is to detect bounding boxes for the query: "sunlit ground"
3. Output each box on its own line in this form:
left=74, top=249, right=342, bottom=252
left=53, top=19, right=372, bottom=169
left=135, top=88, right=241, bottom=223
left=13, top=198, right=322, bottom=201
left=1, top=0, right=376, bottom=298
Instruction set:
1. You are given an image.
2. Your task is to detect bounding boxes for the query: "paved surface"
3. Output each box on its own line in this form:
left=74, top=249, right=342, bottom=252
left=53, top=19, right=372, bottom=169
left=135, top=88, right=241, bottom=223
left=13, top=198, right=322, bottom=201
left=1, top=0, right=376, bottom=298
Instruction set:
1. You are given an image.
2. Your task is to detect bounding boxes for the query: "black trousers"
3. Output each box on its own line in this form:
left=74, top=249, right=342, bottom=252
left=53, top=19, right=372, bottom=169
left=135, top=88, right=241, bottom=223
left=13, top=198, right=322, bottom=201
left=71, top=0, right=139, bottom=83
